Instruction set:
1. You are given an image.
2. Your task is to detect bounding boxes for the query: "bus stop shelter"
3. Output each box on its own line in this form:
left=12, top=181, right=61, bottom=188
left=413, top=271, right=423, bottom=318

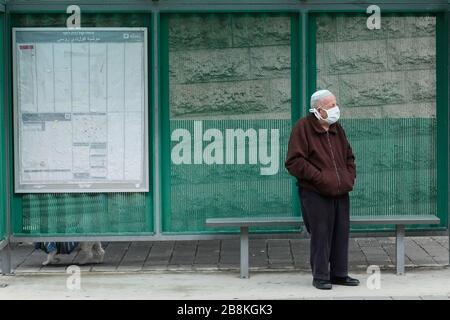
left=0, top=0, right=450, bottom=274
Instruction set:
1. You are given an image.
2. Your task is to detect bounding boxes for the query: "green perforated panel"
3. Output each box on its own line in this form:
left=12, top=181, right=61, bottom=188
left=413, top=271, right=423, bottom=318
left=7, top=10, right=447, bottom=237
left=10, top=13, right=153, bottom=235
left=21, top=193, right=149, bottom=234
left=314, top=13, right=444, bottom=231
left=161, top=13, right=300, bottom=233
left=166, top=119, right=295, bottom=233
left=342, top=118, right=437, bottom=230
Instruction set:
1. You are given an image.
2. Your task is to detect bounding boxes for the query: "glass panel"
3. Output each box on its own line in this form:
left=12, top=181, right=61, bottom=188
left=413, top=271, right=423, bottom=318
left=21, top=193, right=149, bottom=234
left=164, top=13, right=296, bottom=233
left=316, top=14, right=437, bottom=230
left=11, top=13, right=153, bottom=235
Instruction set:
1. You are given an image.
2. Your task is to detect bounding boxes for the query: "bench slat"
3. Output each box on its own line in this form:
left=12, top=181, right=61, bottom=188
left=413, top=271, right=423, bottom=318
left=206, top=217, right=302, bottom=228
left=350, top=215, right=440, bottom=225
left=206, top=215, right=440, bottom=227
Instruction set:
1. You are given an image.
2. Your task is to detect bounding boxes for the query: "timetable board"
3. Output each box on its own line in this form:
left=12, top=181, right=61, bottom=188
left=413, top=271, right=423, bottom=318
left=13, top=28, right=149, bottom=193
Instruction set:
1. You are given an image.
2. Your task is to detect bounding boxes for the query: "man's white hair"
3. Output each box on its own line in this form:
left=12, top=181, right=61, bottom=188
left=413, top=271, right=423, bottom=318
left=310, top=89, right=334, bottom=108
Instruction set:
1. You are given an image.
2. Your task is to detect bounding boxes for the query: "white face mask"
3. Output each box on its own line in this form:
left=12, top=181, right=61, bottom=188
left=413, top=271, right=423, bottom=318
left=309, top=105, right=340, bottom=124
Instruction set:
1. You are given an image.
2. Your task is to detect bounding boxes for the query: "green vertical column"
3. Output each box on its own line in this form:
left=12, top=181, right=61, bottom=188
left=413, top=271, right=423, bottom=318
left=0, top=12, right=5, bottom=242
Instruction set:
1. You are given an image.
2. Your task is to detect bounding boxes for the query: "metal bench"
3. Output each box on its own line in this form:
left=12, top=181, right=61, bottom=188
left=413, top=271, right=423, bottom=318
left=206, top=214, right=440, bottom=278
left=350, top=215, right=440, bottom=275
left=206, top=217, right=303, bottom=278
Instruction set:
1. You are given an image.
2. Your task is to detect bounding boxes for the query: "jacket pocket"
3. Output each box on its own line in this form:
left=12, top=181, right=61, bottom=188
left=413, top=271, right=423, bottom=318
left=339, top=168, right=355, bottom=194
left=315, top=169, right=339, bottom=196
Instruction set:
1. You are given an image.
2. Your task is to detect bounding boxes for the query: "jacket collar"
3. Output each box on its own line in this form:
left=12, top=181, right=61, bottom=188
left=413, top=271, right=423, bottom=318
left=308, top=114, right=337, bottom=134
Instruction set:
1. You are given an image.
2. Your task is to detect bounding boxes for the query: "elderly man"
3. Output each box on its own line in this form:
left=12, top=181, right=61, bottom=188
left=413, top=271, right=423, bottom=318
left=285, top=89, right=359, bottom=290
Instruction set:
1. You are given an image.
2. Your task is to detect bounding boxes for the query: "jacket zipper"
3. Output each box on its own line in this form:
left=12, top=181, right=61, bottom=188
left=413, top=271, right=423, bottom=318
left=326, top=131, right=341, bottom=194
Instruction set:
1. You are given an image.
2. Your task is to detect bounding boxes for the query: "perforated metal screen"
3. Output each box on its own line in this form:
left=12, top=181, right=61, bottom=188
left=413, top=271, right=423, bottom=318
left=161, top=13, right=299, bottom=233
left=315, top=14, right=441, bottom=230
left=7, top=11, right=446, bottom=237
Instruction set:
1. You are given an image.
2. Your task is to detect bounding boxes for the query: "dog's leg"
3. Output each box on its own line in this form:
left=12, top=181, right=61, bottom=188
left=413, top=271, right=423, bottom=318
left=78, top=242, right=94, bottom=265
left=93, top=242, right=105, bottom=263
left=42, top=251, right=59, bottom=266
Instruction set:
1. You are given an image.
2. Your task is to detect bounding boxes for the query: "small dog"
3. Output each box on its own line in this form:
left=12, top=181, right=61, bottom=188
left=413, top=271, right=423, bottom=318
left=35, top=241, right=105, bottom=266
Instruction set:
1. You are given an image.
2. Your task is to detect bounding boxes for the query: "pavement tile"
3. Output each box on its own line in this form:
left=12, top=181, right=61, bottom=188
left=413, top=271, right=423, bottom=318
left=267, top=240, right=290, bottom=247
left=420, top=295, right=450, bottom=300
left=10, top=244, right=36, bottom=269
left=118, top=242, right=152, bottom=271
left=14, top=250, right=47, bottom=272
left=91, top=242, right=130, bottom=272
left=392, top=296, right=422, bottom=300
left=4, top=236, right=449, bottom=276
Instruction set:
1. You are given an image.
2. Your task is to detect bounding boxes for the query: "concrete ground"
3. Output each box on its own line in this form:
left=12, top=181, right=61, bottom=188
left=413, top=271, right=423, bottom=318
left=0, top=236, right=449, bottom=299
left=1, top=269, right=450, bottom=300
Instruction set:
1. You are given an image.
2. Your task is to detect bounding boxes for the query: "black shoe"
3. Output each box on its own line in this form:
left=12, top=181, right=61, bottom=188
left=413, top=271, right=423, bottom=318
left=312, top=279, right=332, bottom=290
left=331, top=276, right=360, bottom=286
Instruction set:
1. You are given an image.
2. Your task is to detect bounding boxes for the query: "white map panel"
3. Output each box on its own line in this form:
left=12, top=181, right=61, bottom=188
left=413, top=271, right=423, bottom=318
left=14, top=28, right=148, bottom=193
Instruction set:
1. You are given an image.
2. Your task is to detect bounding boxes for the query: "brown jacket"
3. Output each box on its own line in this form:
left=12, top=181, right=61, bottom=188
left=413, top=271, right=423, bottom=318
left=285, top=114, right=356, bottom=197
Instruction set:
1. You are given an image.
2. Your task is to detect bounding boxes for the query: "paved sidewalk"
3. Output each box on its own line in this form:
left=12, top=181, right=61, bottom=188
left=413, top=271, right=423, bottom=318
left=1, top=236, right=449, bottom=300
left=1, top=268, right=450, bottom=300
left=1, top=236, right=448, bottom=274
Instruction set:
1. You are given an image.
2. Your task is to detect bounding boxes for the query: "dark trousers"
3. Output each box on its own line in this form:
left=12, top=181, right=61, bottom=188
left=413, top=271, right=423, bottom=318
left=298, top=187, right=350, bottom=281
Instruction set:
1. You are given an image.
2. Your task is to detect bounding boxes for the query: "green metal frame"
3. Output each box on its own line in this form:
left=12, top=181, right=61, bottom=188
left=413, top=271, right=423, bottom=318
left=436, top=10, right=449, bottom=232
left=0, top=9, right=6, bottom=245
left=159, top=12, right=169, bottom=234
left=0, top=6, right=11, bottom=273
left=447, top=0, right=450, bottom=265
left=4, top=1, right=449, bottom=13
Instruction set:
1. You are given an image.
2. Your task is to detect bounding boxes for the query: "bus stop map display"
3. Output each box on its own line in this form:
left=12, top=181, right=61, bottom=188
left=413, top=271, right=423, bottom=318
left=13, top=28, right=149, bottom=193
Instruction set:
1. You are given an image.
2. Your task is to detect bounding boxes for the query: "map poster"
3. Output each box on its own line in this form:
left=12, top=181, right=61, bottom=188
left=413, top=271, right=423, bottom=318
left=13, top=28, right=149, bottom=193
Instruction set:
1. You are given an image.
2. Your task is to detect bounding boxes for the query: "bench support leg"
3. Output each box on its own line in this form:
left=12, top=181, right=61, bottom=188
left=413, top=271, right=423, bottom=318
left=240, top=227, right=249, bottom=279
left=395, top=225, right=405, bottom=275
left=1, top=243, right=12, bottom=275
